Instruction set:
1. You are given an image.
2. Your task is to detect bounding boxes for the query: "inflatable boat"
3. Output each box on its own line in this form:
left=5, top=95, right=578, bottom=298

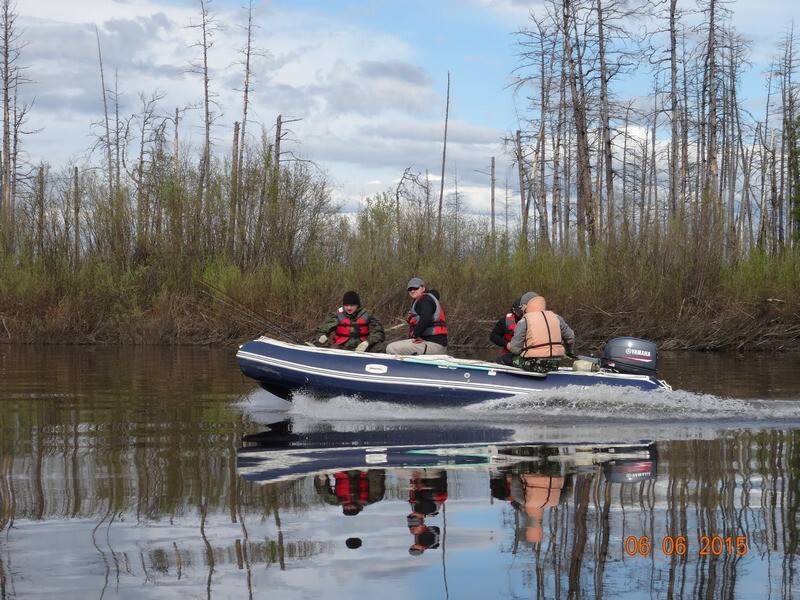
left=235, top=336, right=672, bottom=405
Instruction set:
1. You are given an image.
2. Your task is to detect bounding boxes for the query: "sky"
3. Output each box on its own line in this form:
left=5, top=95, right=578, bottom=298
left=13, top=0, right=799, bottom=215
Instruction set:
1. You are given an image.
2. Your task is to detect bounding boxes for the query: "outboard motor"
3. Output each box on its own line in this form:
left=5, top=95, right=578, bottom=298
left=603, top=457, right=659, bottom=483
left=601, top=337, right=658, bottom=377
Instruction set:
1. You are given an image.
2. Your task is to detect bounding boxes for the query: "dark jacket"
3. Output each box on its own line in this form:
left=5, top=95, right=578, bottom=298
left=490, top=312, right=520, bottom=350
left=409, top=293, right=447, bottom=346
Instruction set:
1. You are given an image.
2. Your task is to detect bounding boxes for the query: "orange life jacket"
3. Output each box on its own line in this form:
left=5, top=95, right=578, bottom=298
left=408, top=293, right=448, bottom=337
left=521, top=310, right=565, bottom=358
left=331, top=308, right=371, bottom=345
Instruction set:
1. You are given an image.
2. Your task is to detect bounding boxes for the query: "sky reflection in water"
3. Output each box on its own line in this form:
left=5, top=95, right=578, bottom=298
left=0, top=346, right=798, bottom=598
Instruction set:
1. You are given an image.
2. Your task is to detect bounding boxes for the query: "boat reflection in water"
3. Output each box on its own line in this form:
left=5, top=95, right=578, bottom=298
left=237, top=420, right=658, bottom=560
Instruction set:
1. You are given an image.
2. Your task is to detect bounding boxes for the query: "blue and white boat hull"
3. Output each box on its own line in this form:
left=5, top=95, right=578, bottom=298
left=235, top=336, right=671, bottom=405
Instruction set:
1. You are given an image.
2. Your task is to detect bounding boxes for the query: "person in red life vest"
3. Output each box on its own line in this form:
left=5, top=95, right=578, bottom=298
left=489, top=297, right=523, bottom=365
left=407, top=468, right=448, bottom=518
left=508, top=291, right=575, bottom=373
left=313, top=290, right=387, bottom=352
left=407, top=522, right=441, bottom=556
left=386, top=278, right=448, bottom=355
left=405, top=468, right=446, bottom=555
left=313, top=469, right=387, bottom=515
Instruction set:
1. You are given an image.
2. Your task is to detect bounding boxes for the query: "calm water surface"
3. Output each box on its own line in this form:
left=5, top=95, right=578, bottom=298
left=1, top=345, right=799, bottom=599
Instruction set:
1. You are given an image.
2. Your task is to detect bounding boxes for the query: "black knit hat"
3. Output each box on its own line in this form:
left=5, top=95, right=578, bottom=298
left=342, top=291, right=361, bottom=306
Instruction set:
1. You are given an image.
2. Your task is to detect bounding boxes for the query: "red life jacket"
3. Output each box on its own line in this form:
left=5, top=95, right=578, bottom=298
left=331, top=307, right=371, bottom=345
left=501, top=312, right=518, bottom=354
left=334, top=471, right=370, bottom=505
left=408, top=293, right=448, bottom=337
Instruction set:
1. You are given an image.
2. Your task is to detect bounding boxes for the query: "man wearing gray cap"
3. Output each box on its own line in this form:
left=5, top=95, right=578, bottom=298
left=507, top=292, right=574, bottom=372
left=386, top=278, right=448, bottom=355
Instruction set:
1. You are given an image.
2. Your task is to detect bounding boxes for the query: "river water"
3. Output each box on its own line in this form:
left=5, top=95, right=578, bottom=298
left=1, top=345, right=799, bottom=599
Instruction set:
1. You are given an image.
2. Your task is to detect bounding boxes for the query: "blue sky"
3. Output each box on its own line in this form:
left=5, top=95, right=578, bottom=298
left=15, top=0, right=798, bottom=215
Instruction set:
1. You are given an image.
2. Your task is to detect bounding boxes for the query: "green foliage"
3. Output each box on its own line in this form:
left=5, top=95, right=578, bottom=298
left=2, top=136, right=799, bottom=350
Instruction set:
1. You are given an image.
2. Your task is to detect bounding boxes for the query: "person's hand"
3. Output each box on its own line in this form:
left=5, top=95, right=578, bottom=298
left=355, top=341, right=368, bottom=352
left=412, top=337, right=424, bottom=344
left=318, top=335, right=328, bottom=344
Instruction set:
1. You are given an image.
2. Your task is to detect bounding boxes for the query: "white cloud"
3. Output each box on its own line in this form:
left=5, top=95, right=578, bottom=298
left=13, top=0, right=797, bottom=217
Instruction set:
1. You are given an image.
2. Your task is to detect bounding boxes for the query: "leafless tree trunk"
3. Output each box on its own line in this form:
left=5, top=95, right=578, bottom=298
left=271, top=113, right=282, bottom=211
left=233, top=0, right=263, bottom=263
left=229, top=120, right=239, bottom=258
left=668, top=0, right=680, bottom=221
left=781, top=25, right=800, bottom=247
left=563, top=0, right=594, bottom=250
left=596, top=0, right=615, bottom=244
left=554, top=63, right=567, bottom=249
left=0, top=0, right=32, bottom=247
left=188, top=0, right=221, bottom=253
left=0, top=0, right=14, bottom=212
left=36, top=164, right=44, bottom=257
left=73, top=166, right=80, bottom=268
left=490, top=156, right=496, bottom=242
left=95, top=26, right=113, bottom=200
left=621, top=103, right=631, bottom=243
left=516, top=129, right=529, bottom=249
left=437, top=71, right=450, bottom=243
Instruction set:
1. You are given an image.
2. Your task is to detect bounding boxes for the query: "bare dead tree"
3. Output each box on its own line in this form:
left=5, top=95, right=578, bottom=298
left=73, top=165, right=79, bottom=267
left=94, top=26, right=113, bottom=200
left=515, top=130, right=529, bottom=248
left=1, top=0, right=33, bottom=229
left=232, top=0, right=269, bottom=261
left=781, top=25, right=800, bottom=246
left=668, top=0, right=680, bottom=221
left=186, top=0, right=223, bottom=251
left=563, top=0, right=595, bottom=250
left=120, top=89, right=168, bottom=258
left=437, top=71, right=450, bottom=243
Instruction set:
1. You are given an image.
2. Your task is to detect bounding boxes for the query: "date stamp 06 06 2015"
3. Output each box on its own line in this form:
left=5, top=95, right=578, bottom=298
left=625, top=535, right=748, bottom=557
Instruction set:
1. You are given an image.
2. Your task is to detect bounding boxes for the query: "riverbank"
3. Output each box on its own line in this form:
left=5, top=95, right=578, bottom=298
left=1, top=250, right=798, bottom=352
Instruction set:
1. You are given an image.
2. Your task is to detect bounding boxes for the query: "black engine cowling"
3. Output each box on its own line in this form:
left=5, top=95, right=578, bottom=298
left=600, top=337, right=658, bottom=377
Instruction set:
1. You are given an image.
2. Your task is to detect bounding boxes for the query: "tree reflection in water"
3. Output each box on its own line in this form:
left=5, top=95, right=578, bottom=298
left=2, top=345, right=800, bottom=598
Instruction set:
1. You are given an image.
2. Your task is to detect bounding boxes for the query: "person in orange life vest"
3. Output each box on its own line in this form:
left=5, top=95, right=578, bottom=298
left=385, top=278, right=448, bottom=355
left=509, top=470, right=567, bottom=544
left=508, top=292, right=575, bottom=371
left=489, top=297, right=523, bottom=366
left=314, top=290, right=387, bottom=352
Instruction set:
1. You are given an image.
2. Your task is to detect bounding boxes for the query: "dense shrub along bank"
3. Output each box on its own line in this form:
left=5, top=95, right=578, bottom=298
left=1, top=239, right=798, bottom=352
left=1, top=142, right=797, bottom=352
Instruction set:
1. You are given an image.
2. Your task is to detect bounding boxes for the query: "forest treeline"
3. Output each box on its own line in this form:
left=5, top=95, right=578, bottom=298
left=0, top=0, right=799, bottom=351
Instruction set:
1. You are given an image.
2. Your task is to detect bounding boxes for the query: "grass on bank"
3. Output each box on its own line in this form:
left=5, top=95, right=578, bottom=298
left=1, top=242, right=798, bottom=351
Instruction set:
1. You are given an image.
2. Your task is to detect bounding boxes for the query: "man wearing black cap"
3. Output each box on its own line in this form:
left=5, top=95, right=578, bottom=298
left=313, top=291, right=387, bottom=352
left=386, top=278, right=448, bottom=355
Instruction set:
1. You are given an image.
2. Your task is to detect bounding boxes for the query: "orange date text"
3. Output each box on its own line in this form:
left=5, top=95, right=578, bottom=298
left=624, top=535, right=748, bottom=556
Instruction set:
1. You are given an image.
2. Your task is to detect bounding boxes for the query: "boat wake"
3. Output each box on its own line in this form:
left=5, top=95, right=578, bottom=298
left=235, top=386, right=800, bottom=446
left=282, top=386, right=800, bottom=427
